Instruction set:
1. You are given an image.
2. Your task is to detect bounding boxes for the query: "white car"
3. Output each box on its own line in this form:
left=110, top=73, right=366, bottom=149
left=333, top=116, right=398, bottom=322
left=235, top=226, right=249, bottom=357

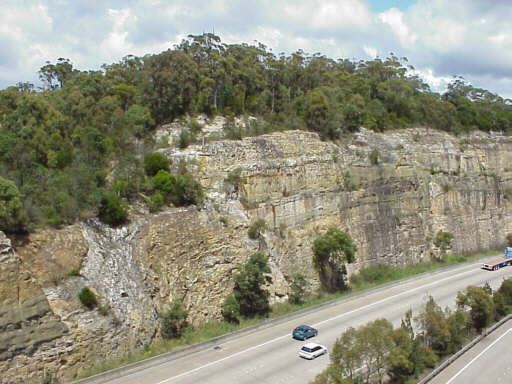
left=298, top=342, right=328, bottom=360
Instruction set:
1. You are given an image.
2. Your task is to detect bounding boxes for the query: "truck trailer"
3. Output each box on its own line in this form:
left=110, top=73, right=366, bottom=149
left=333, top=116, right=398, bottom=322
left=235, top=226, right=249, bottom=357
left=482, top=247, right=512, bottom=271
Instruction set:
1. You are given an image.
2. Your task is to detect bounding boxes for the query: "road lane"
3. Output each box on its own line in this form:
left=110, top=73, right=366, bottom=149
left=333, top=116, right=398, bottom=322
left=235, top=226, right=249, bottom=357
left=431, top=320, right=512, bottom=384
left=91, top=261, right=512, bottom=384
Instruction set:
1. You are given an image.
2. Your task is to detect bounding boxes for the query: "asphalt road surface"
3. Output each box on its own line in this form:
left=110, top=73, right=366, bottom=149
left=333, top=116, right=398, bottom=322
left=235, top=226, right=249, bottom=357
left=430, top=319, right=512, bottom=384
left=87, top=260, right=512, bottom=384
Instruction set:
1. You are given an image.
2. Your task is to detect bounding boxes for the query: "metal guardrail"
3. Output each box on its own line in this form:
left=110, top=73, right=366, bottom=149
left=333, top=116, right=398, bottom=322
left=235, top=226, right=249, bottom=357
left=417, top=314, right=512, bottom=384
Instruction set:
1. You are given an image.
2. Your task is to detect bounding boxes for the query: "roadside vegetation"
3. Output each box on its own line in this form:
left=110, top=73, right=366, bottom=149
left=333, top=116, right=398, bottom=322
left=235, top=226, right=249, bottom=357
left=76, top=247, right=499, bottom=380
left=312, top=278, right=512, bottom=384
left=2, top=34, right=512, bottom=232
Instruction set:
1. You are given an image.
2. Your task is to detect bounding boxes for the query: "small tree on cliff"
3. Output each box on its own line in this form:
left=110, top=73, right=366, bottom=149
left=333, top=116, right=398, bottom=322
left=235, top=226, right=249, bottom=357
left=223, top=252, right=272, bottom=322
left=313, top=227, right=357, bottom=292
left=161, top=301, right=189, bottom=339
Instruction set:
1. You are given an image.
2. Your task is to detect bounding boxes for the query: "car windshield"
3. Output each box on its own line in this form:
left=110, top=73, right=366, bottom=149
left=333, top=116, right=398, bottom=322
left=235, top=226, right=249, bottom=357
left=295, top=326, right=307, bottom=332
left=301, top=347, right=313, bottom=353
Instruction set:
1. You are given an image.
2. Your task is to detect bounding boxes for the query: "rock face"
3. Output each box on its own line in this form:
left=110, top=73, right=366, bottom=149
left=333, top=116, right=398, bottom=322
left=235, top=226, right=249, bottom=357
left=1, top=127, right=512, bottom=383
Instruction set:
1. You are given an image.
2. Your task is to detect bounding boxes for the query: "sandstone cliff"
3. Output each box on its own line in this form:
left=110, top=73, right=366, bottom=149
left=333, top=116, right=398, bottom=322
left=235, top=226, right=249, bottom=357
left=1, top=126, right=511, bottom=383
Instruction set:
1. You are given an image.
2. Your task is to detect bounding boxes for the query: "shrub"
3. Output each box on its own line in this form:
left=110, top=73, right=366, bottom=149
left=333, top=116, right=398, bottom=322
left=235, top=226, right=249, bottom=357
left=79, top=287, right=98, bottom=309
left=233, top=252, right=272, bottom=318
left=148, top=192, right=164, bottom=212
left=98, top=192, right=128, bottom=226
left=456, top=286, right=495, bottom=333
left=313, top=227, right=357, bottom=292
left=0, top=176, right=24, bottom=232
left=161, top=301, right=189, bottom=339
left=289, top=273, right=308, bottom=305
left=222, top=294, right=240, bottom=324
left=152, top=170, right=203, bottom=207
left=178, top=129, right=195, bottom=149
left=248, top=219, right=266, bottom=239
left=434, top=231, right=454, bottom=253
left=368, top=149, right=380, bottom=165
left=225, top=167, right=243, bottom=193
left=144, top=152, right=170, bottom=176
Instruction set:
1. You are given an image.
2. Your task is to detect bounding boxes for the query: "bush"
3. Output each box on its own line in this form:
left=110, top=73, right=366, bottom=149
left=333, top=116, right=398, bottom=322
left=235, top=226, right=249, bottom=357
left=98, top=192, right=128, bottom=226
left=152, top=170, right=203, bottom=207
left=148, top=192, right=164, bottom=212
left=144, top=152, right=170, bottom=176
left=222, top=294, right=240, bottom=324
left=456, top=286, right=495, bottom=333
left=79, top=287, right=98, bottom=309
left=313, top=227, right=357, bottom=292
left=247, top=219, right=266, bottom=239
left=368, top=149, right=380, bottom=165
left=233, top=252, right=272, bottom=318
left=161, top=301, right=189, bottom=339
left=0, top=176, right=24, bottom=232
left=289, top=273, right=308, bottom=305
left=434, top=230, right=454, bottom=253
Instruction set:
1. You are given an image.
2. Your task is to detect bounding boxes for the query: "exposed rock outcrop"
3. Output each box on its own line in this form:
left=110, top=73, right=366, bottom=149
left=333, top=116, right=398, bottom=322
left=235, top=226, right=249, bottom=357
left=1, top=127, right=511, bottom=383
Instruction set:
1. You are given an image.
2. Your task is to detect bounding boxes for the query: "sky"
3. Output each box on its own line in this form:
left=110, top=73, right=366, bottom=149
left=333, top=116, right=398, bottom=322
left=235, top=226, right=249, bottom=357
left=1, top=0, right=511, bottom=98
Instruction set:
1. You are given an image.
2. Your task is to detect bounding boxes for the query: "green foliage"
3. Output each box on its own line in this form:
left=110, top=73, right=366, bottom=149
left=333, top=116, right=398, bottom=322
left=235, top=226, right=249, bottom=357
left=221, top=293, right=240, bottom=324
left=152, top=169, right=203, bottom=207
left=0, top=176, right=24, bottom=232
left=456, top=286, right=495, bottom=333
left=2, top=34, right=512, bottom=230
left=143, top=152, right=170, bottom=176
left=161, top=301, right=189, bottom=339
left=98, top=192, right=128, bottom=226
left=247, top=218, right=266, bottom=239
left=225, top=167, right=243, bottom=193
left=148, top=192, right=165, bottom=212
left=289, top=273, right=308, bottom=305
left=232, top=252, right=272, bottom=318
left=312, top=227, right=357, bottom=292
left=434, top=230, right=454, bottom=252
left=79, top=287, right=98, bottom=309
left=368, top=149, right=380, bottom=165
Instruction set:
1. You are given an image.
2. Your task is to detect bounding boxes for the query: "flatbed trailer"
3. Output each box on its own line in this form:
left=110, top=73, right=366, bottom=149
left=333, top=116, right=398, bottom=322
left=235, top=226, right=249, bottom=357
left=482, top=257, right=511, bottom=271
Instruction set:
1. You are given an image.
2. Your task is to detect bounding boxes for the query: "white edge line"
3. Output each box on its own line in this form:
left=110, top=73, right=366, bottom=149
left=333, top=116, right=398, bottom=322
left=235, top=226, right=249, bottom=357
left=445, top=327, right=512, bottom=384
left=155, top=267, right=481, bottom=384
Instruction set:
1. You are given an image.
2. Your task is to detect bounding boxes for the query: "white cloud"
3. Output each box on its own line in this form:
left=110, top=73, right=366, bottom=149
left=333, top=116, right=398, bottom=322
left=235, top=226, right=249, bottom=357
left=0, top=0, right=511, bottom=98
left=378, top=8, right=417, bottom=47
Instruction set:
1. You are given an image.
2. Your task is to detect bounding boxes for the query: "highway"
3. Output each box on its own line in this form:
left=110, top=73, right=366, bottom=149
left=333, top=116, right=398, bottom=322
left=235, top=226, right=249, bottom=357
left=430, top=319, right=512, bottom=384
left=85, top=260, right=512, bottom=384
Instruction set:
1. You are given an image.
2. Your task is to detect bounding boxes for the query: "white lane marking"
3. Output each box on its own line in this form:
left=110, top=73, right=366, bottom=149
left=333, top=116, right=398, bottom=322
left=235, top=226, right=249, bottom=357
left=154, top=266, right=484, bottom=384
left=445, top=327, right=512, bottom=384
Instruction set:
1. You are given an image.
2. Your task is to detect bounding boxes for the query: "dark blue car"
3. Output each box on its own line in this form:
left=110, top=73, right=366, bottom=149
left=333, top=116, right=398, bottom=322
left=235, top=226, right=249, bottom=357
left=292, top=325, right=318, bottom=340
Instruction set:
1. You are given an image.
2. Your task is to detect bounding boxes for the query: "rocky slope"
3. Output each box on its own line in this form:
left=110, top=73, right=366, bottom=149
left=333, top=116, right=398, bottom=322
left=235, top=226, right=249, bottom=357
left=1, top=124, right=512, bottom=383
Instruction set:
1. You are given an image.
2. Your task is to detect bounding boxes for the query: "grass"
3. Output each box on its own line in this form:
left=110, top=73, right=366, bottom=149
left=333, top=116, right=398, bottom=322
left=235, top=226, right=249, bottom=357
left=76, top=248, right=499, bottom=380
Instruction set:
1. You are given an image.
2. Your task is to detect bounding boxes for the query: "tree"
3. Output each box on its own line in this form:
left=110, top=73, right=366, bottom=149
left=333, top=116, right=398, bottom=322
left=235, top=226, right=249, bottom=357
left=232, top=252, right=272, bottom=318
left=222, top=293, right=240, bottom=324
left=161, top=301, right=189, bottom=339
left=312, top=227, right=357, bottom=292
left=0, top=176, right=24, bottom=232
left=434, top=230, right=454, bottom=254
left=415, top=296, right=451, bottom=356
left=331, top=327, right=362, bottom=382
left=289, top=273, right=308, bottom=305
left=98, top=191, right=128, bottom=226
left=456, top=286, right=494, bottom=333
left=144, top=152, right=170, bottom=176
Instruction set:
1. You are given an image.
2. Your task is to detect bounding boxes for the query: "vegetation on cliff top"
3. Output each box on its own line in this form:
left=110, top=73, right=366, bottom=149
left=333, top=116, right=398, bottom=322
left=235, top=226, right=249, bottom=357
left=1, top=34, right=511, bottom=230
